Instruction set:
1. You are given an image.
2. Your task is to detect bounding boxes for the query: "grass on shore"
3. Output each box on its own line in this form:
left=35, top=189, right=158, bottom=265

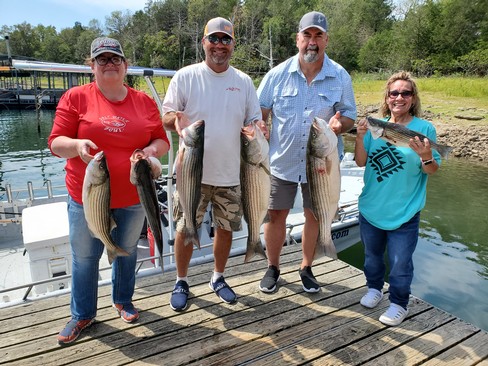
left=351, top=74, right=488, bottom=126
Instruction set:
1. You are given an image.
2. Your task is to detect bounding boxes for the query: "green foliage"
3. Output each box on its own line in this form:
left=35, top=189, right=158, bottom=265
left=0, top=0, right=487, bottom=76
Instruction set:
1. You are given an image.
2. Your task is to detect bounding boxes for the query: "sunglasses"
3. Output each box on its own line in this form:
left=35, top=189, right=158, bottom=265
left=94, top=56, right=124, bottom=66
left=206, top=34, right=233, bottom=45
left=388, top=90, right=413, bottom=98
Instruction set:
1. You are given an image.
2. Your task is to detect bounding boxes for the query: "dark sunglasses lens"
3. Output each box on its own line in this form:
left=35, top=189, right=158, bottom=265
left=221, top=36, right=232, bottom=45
left=207, top=35, right=232, bottom=45
left=389, top=90, right=412, bottom=97
left=208, top=35, right=219, bottom=44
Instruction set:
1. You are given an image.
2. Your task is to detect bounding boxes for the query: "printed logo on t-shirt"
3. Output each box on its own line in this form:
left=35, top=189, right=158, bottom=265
left=368, top=143, right=405, bottom=183
left=100, top=116, right=128, bottom=133
left=226, top=87, right=241, bottom=92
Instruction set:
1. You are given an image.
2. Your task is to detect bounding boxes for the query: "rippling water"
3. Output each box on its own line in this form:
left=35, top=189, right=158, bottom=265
left=2, top=110, right=488, bottom=331
left=340, top=141, right=488, bottom=332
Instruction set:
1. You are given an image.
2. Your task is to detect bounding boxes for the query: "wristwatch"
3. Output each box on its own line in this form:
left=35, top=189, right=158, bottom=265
left=422, top=158, right=433, bottom=165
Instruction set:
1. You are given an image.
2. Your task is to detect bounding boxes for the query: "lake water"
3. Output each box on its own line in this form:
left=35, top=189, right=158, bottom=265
left=1, top=109, right=487, bottom=332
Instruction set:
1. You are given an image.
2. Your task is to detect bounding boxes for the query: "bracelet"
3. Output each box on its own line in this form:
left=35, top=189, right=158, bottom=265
left=421, top=158, right=433, bottom=165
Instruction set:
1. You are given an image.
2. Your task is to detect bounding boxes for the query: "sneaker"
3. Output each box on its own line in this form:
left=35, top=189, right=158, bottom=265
left=379, top=303, right=409, bottom=326
left=57, top=318, right=95, bottom=346
left=209, top=276, right=237, bottom=304
left=259, top=265, right=280, bottom=293
left=360, top=288, right=383, bottom=308
left=113, top=303, right=139, bottom=323
left=299, top=266, right=320, bottom=293
left=170, top=280, right=190, bottom=312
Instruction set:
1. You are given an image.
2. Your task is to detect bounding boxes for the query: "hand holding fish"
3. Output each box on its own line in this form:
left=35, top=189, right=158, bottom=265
left=328, top=111, right=343, bottom=135
left=130, top=149, right=162, bottom=179
left=409, top=136, right=433, bottom=161
left=255, top=119, right=270, bottom=140
left=355, top=118, right=368, bottom=138
left=174, top=111, right=192, bottom=137
left=76, top=139, right=98, bottom=164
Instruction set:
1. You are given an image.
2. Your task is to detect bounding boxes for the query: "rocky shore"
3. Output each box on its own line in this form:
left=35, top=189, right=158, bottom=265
left=355, top=104, right=488, bottom=163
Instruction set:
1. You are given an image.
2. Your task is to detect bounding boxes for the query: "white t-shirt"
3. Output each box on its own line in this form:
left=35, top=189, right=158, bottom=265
left=163, top=62, right=262, bottom=186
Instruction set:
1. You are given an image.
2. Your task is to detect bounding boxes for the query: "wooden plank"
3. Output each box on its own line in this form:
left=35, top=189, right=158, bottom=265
left=421, top=330, right=488, bottom=365
left=360, top=318, right=481, bottom=366
left=0, top=246, right=343, bottom=364
left=62, top=262, right=360, bottom=365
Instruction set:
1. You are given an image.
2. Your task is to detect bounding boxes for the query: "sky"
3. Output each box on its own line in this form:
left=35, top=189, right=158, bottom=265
left=1, top=0, right=149, bottom=31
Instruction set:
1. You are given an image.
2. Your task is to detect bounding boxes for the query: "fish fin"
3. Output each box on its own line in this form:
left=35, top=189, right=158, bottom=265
left=259, top=163, right=271, bottom=176
left=107, top=247, right=130, bottom=265
left=110, top=217, right=117, bottom=232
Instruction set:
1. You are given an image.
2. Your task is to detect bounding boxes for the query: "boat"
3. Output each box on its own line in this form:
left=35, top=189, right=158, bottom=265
left=0, top=59, right=365, bottom=307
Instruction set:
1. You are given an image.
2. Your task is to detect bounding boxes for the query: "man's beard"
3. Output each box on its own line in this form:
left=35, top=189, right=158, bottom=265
left=304, top=46, right=319, bottom=63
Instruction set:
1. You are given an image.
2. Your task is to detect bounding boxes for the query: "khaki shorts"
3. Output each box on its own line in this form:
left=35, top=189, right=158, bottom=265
left=269, top=175, right=311, bottom=210
left=173, top=184, right=242, bottom=232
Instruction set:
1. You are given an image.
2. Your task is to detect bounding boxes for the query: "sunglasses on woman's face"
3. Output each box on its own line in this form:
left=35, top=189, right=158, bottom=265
left=206, top=34, right=233, bottom=45
left=388, top=90, right=413, bottom=98
left=94, top=56, right=124, bottom=66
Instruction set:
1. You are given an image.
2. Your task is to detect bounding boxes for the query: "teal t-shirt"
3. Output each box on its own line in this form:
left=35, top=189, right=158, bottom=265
left=358, top=116, right=441, bottom=230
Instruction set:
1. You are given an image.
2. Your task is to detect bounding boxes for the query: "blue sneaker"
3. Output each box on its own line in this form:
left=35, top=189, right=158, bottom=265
left=209, top=276, right=237, bottom=304
left=170, top=280, right=190, bottom=312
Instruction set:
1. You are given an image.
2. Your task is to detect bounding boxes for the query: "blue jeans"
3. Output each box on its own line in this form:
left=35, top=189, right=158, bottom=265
left=359, top=212, right=420, bottom=309
left=68, top=196, right=145, bottom=320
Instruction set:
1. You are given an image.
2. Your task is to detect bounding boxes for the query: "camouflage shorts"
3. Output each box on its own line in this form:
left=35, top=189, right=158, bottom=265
left=173, top=184, right=243, bottom=233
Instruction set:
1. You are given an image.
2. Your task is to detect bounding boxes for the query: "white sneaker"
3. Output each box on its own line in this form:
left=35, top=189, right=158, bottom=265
left=379, top=303, right=409, bottom=326
left=360, top=288, right=383, bottom=308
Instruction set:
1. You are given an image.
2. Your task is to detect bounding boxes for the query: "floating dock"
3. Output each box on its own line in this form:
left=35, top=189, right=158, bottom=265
left=1, top=244, right=487, bottom=365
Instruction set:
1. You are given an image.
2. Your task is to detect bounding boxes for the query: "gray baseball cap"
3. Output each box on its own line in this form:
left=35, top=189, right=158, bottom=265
left=298, top=11, right=328, bottom=32
left=91, top=37, right=125, bottom=58
left=204, top=17, right=234, bottom=39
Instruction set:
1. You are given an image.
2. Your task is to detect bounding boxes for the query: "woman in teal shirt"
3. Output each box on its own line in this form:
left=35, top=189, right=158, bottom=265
left=354, top=71, right=441, bottom=326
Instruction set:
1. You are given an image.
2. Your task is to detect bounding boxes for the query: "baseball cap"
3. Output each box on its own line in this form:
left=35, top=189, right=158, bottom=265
left=298, top=11, right=328, bottom=33
left=90, top=37, right=125, bottom=58
left=204, top=17, right=234, bottom=39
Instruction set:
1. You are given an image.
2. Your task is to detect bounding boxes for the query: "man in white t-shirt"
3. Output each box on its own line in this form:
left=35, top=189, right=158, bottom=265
left=162, top=17, right=266, bottom=312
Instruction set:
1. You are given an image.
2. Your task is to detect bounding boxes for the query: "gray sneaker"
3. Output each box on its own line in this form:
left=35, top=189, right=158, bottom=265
left=259, top=265, right=280, bottom=293
left=299, top=266, right=320, bottom=293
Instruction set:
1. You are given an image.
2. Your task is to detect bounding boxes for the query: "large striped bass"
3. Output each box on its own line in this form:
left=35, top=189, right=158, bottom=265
left=130, top=149, right=163, bottom=263
left=366, top=116, right=452, bottom=158
left=306, top=117, right=341, bottom=259
left=240, top=122, right=269, bottom=263
left=82, top=151, right=129, bottom=264
left=176, top=120, right=205, bottom=248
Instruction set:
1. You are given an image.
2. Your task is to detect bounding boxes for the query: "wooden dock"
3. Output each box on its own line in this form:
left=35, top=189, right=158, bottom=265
left=1, top=244, right=487, bottom=365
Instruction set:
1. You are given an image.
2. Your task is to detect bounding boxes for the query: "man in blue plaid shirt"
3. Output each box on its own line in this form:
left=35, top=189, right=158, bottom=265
left=257, top=11, right=357, bottom=294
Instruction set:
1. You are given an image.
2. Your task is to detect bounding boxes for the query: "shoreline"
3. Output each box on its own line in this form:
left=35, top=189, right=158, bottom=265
left=356, top=104, right=488, bottom=163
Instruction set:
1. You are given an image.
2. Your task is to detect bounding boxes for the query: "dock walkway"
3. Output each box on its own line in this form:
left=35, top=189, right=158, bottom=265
left=1, top=245, right=487, bottom=365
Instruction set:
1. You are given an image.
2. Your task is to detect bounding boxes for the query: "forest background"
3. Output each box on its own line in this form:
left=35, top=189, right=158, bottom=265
left=1, top=0, right=487, bottom=161
left=1, top=0, right=487, bottom=77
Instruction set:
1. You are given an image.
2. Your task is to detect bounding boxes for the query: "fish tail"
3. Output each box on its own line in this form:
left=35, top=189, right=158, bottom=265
left=437, top=145, right=454, bottom=159
left=107, top=247, right=130, bottom=265
left=184, top=231, right=201, bottom=249
left=315, top=238, right=338, bottom=260
left=244, top=238, right=267, bottom=263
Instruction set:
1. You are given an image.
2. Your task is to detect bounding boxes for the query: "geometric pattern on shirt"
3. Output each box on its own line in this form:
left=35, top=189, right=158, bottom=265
left=368, top=143, right=405, bottom=183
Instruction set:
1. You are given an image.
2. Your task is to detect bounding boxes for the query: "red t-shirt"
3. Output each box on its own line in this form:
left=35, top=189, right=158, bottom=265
left=48, top=82, right=169, bottom=208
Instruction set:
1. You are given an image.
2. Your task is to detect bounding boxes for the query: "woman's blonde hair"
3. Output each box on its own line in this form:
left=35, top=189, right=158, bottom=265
left=380, top=71, right=422, bottom=118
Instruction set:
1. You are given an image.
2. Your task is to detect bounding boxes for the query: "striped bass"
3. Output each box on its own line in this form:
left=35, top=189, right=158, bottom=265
left=240, top=122, right=269, bottom=263
left=82, top=151, right=129, bottom=264
left=366, top=116, right=453, bottom=158
left=130, top=149, right=163, bottom=264
left=176, top=120, right=205, bottom=248
left=306, top=117, right=341, bottom=259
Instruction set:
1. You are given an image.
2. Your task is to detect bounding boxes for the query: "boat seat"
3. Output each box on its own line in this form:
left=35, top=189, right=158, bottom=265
left=22, top=202, right=70, bottom=251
